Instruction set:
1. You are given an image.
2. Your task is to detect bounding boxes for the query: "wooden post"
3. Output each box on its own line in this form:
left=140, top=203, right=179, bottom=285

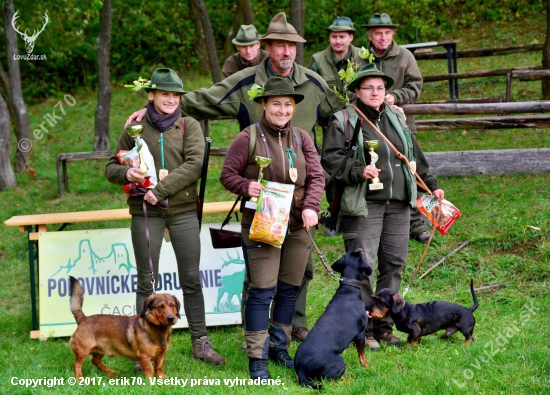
left=542, top=0, right=550, bottom=99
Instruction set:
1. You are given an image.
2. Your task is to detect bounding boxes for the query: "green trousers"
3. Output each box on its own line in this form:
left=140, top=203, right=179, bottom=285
left=131, top=212, right=207, bottom=341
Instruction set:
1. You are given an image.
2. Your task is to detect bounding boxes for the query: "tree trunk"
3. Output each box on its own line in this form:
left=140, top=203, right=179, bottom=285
left=240, top=0, right=254, bottom=24
left=0, top=60, right=17, bottom=126
left=0, top=90, right=16, bottom=189
left=542, top=0, right=550, bottom=98
left=189, top=0, right=222, bottom=83
left=94, top=0, right=111, bottom=151
left=189, top=0, right=209, bottom=72
left=222, top=2, right=242, bottom=63
left=290, top=0, right=305, bottom=65
left=2, top=0, right=31, bottom=173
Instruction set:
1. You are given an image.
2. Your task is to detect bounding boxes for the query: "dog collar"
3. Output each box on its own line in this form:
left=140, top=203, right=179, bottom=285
left=339, top=277, right=361, bottom=289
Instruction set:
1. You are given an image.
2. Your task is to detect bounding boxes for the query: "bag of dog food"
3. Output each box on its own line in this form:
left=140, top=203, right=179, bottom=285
left=117, top=125, right=158, bottom=196
left=416, top=195, right=461, bottom=236
left=249, top=181, right=295, bottom=248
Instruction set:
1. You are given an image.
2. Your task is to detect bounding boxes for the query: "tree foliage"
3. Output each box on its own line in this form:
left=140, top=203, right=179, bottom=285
left=0, top=0, right=544, bottom=102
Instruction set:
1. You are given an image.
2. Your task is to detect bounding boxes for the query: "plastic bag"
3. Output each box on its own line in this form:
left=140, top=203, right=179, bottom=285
left=416, top=195, right=461, bottom=236
left=117, top=125, right=158, bottom=196
left=249, top=181, right=295, bottom=248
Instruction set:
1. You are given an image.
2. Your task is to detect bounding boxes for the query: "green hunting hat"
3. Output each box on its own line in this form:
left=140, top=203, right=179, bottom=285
left=253, top=76, right=304, bottom=103
left=232, top=25, right=259, bottom=46
left=347, top=63, right=395, bottom=92
left=144, top=68, right=186, bottom=94
left=258, top=12, right=306, bottom=43
left=362, top=12, right=399, bottom=29
left=326, top=16, right=356, bottom=33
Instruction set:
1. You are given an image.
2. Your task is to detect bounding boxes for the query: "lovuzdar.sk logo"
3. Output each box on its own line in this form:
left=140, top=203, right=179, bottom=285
left=11, top=11, right=49, bottom=60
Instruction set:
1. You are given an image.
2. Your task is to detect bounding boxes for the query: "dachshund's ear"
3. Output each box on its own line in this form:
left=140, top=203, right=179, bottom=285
left=391, top=294, right=405, bottom=314
left=172, top=295, right=181, bottom=319
left=141, top=296, right=155, bottom=318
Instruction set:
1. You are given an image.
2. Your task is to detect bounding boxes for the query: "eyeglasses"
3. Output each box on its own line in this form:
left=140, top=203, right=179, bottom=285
left=358, top=86, right=385, bottom=92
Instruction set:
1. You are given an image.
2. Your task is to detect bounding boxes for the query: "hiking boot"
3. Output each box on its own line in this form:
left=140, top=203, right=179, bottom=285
left=415, top=231, right=432, bottom=243
left=249, top=358, right=270, bottom=380
left=241, top=340, right=247, bottom=352
left=192, top=336, right=226, bottom=365
left=268, top=348, right=294, bottom=369
left=375, top=332, right=402, bottom=346
left=365, top=334, right=380, bottom=351
left=291, top=327, right=309, bottom=343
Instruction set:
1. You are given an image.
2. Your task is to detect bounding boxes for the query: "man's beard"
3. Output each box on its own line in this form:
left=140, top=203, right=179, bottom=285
left=279, top=57, right=293, bottom=70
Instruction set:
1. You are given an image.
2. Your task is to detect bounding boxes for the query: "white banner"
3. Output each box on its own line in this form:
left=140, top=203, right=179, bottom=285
left=38, top=224, right=244, bottom=338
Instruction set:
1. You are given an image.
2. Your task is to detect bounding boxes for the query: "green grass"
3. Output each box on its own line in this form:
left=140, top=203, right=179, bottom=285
left=1, top=15, right=550, bottom=395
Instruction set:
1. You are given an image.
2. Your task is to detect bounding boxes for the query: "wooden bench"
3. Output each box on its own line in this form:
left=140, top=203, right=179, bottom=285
left=4, top=201, right=236, bottom=334
left=56, top=151, right=112, bottom=197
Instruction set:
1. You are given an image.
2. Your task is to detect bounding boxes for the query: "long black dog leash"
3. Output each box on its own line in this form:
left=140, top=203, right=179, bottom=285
left=306, top=228, right=361, bottom=289
left=142, top=198, right=169, bottom=294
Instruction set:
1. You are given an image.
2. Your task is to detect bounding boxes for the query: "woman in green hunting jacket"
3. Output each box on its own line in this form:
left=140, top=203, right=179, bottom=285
left=105, top=68, right=225, bottom=365
left=321, top=64, right=444, bottom=350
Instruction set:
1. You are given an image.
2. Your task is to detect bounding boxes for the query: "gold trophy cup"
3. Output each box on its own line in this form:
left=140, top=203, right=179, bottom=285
left=364, top=140, right=384, bottom=190
left=245, top=156, right=273, bottom=209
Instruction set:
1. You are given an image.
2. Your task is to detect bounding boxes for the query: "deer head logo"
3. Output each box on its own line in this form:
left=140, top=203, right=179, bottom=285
left=11, top=11, right=49, bottom=54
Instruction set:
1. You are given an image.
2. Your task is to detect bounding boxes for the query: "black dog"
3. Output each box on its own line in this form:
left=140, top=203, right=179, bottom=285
left=294, top=249, right=372, bottom=390
left=370, top=280, right=478, bottom=346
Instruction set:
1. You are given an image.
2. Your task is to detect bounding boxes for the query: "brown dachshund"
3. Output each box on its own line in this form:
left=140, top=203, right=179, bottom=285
left=68, top=276, right=180, bottom=378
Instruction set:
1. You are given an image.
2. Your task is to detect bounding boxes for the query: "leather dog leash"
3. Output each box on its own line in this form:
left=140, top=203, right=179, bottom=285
left=143, top=200, right=157, bottom=294
left=348, top=103, right=432, bottom=195
left=306, top=229, right=361, bottom=289
left=142, top=198, right=170, bottom=294
left=347, top=103, right=440, bottom=298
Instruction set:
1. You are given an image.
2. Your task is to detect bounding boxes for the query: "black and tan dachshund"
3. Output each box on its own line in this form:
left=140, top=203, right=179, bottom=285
left=370, top=280, right=478, bottom=346
left=294, top=249, right=372, bottom=390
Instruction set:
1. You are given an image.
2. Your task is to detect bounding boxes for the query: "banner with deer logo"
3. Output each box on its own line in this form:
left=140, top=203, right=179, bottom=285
left=38, top=224, right=244, bottom=339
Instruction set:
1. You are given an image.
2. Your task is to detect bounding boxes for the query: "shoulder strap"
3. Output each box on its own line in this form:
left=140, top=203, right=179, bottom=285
left=179, top=117, right=185, bottom=138
left=349, top=103, right=432, bottom=194
left=343, top=109, right=350, bottom=146
left=248, top=123, right=256, bottom=162
left=221, top=196, right=241, bottom=229
left=291, top=127, right=303, bottom=152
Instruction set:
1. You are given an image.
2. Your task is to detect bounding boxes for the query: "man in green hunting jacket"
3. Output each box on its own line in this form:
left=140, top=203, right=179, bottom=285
left=127, top=12, right=343, bottom=343
left=128, top=13, right=342, bottom=142
left=308, top=16, right=368, bottom=98
left=363, top=12, right=430, bottom=242
left=222, top=25, right=268, bottom=79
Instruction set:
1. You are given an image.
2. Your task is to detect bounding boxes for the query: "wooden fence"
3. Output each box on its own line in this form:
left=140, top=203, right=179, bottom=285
left=207, top=100, right=550, bottom=177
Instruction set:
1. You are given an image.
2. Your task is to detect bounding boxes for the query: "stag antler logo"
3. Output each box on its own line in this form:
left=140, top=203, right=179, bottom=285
left=11, top=11, right=49, bottom=54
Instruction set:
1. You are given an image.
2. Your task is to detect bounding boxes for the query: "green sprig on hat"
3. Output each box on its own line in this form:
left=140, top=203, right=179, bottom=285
left=333, top=47, right=375, bottom=103
left=247, top=84, right=265, bottom=102
left=124, top=77, right=153, bottom=92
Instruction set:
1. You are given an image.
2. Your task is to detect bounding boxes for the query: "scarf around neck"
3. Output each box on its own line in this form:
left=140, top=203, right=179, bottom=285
left=147, top=101, right=180, bottom=132
left=259, top=113, right=291, bottom=136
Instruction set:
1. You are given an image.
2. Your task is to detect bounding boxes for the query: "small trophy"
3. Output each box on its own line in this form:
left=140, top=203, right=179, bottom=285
left=364, top=140, right=384, bottom=190
left=245, top=156, right=273, bottom=209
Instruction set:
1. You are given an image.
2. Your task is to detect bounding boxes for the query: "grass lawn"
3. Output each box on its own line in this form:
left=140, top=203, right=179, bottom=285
left=1, top=15, right=550, bottom=395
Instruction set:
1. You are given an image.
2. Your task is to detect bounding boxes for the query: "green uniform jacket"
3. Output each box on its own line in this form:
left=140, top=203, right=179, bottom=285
left=179, top=57, right=344, bottom=142
left=222, top=49, right=268, bottom=78
left=309, top=44, right=368, bottom=95
left=371, top=40, right=422, bottom=131
left=105, top=116, right=204, bottom=217
left=321, top=102, right=439, bottom=210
